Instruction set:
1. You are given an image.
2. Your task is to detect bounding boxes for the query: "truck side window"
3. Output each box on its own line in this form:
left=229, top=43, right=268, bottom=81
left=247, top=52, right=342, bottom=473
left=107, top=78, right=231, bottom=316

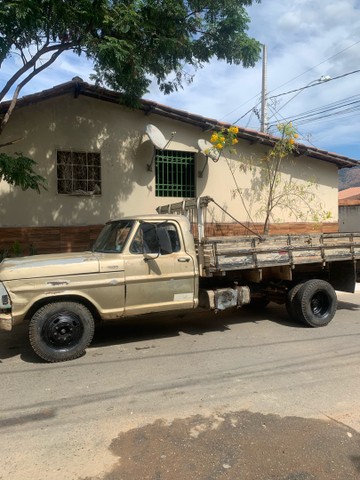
left=157, top=224, right=180, bottom=254
left=130, top=223, right=181, bottom=255
left=130, top=224, right=159, bottom=254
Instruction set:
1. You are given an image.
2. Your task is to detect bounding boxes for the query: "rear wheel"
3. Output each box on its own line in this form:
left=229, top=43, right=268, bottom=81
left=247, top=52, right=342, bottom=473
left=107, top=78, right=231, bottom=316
left=286, top=283, right=304, bottom=321
left=29, top=301, right=95, bottom=362
left=293, top=280, right=337, bottom=327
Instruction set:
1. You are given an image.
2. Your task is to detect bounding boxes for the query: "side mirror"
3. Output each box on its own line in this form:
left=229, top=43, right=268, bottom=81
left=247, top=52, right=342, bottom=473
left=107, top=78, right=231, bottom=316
left=141, top=223, right=160, bottom=259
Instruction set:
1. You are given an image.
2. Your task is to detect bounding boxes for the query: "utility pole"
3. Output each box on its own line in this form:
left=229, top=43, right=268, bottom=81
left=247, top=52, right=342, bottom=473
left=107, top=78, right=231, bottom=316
left=260, top=44, right=267, bottom=133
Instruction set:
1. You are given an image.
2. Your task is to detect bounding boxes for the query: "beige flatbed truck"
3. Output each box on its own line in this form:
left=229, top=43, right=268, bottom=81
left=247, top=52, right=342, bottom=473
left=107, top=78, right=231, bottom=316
left=0, top=196, right=359, bottom=362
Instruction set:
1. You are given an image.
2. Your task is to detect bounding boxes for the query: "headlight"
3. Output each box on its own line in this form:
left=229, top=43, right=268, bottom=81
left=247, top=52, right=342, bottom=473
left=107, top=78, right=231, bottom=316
left=0, top=282, right=11, bottom=310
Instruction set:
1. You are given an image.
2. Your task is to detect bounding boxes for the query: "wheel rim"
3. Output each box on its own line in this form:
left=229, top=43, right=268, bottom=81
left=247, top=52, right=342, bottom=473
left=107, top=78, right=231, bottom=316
left=310, top=291, right=330, bottom=317
left=42, top=311, right=84, bottom=349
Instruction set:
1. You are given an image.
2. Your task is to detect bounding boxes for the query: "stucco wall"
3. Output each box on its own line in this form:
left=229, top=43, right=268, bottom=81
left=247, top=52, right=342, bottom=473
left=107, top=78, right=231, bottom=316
left=0, top=93, right=339, bottom=227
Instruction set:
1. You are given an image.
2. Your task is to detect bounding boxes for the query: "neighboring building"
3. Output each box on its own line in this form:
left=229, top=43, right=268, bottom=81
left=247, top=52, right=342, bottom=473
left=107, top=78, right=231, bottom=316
left=0, top=78, right=358, bottom=253
left=339, top=187, right=360, bottom=201
left=339, top=188, right=360, bottom=232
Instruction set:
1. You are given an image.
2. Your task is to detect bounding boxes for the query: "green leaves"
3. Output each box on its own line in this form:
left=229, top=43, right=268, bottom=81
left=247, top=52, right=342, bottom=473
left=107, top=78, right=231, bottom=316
left=1, top=0, right=261, bottom=106
left=0, top=153, right=46, bottom=193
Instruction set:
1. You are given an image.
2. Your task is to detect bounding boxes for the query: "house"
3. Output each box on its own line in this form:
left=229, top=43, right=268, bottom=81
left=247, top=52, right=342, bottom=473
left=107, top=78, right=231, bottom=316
left=339, top=186, right=360, bottom=201
left=339, top=187, right=360, bottom=232
left=0, top=78, right=358, bottom=254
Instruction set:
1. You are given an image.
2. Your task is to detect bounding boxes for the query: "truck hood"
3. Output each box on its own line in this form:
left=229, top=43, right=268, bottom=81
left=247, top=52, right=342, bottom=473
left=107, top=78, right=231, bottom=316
left=0, top=251, right=99, bottom=281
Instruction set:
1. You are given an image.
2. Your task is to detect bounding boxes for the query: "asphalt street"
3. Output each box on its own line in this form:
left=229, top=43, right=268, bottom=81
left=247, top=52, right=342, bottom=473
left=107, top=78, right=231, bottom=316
left=1, top=290, right=360, bottom=479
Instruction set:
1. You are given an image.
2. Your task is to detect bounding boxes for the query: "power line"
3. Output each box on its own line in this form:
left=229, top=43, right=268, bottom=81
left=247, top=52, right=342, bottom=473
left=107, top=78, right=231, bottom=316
left=266, top=77, right=331, bottom=122
left=268, top=69, right=360, bottom=100
left=260, top=67, right=360, bottom=128
left=296, top=104, right=360, bottom=127
left=232, top=102, right=261, bottom=124
left=267, top=94, right=360, bottom=129
left=228, top=40, right=360, bottom=126
left=238, top=68, right=360, bottom=129
left=274, top=95, right=360, bottom=124
left=268, top=103, right=357, bottom=128
left=219, top=92, right=261, bottom=122
left=265, top=39, right=360, bottom=97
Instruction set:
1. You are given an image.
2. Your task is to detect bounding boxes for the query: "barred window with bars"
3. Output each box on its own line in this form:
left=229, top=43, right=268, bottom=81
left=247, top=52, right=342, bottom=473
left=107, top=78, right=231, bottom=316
left=57, top=151, right=101, bottom=195
left=155, top=150, right=195, bottom=197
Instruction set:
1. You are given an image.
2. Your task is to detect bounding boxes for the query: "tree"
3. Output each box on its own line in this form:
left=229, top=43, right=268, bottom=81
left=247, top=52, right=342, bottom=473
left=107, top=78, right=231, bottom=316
left=0, top=152, right=46, bottom=193
left=253, top=123, right=332, bottom=234
left=210, top=123, right=332, bottom=234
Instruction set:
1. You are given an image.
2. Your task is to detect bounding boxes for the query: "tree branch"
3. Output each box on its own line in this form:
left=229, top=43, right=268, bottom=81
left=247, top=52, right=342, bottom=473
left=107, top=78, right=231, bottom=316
left=0, top=42, right=73, bottom=103
left=0, top=137, right=24, bottom=149
left=0, top=48, right=67, bottom=135
left=185, top=5, right=209, bottom=19
left=226, top=158, right=256, bottom=225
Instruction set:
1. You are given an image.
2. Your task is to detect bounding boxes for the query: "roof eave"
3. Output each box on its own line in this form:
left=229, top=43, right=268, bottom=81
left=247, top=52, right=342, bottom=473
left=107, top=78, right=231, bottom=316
left=1, top=79, right=358, bottom=169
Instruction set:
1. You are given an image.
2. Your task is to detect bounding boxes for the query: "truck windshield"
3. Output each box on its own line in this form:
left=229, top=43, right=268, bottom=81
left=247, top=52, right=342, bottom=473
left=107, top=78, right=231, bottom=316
left=92, top=220, right=134, bottom=253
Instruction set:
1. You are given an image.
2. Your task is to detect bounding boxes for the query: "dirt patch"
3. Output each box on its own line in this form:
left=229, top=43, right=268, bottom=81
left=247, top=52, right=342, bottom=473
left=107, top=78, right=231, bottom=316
left=81, top=410, right=360, bottom=480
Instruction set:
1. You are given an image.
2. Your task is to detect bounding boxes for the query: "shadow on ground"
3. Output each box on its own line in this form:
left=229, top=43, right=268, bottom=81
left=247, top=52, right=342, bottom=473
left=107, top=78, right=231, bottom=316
left=1, top=297, right=359, bottom=363
left=80, top=409, right=360, bottom=480
left=90, top=303, right=304, bottom=351
left=0, top=322, right=41, bottom=363
left=337, top=299, right=360, bottom=311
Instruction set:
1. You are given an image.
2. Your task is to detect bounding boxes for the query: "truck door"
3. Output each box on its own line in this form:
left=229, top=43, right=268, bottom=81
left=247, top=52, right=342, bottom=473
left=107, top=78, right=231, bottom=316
left=123, top=221, right=196, bottom=315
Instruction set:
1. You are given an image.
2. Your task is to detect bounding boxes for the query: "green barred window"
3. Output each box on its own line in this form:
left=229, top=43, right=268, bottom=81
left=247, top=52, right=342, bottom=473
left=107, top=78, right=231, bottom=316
left=155, top=150, right=195, bottom=197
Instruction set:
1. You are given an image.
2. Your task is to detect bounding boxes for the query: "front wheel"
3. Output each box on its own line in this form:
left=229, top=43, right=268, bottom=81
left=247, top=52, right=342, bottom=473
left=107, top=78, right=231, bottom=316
left=29, top=301, right=95, bottom=362
left=293, top=280, right=337, bottom=327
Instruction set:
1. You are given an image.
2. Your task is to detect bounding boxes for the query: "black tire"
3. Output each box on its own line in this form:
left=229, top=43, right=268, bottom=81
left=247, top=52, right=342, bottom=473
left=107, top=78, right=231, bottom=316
left=285, top=282, right=305, bottom=321
left=293, top=279, right=337, bottom=327
left=29, top=301, right=95, bottom=362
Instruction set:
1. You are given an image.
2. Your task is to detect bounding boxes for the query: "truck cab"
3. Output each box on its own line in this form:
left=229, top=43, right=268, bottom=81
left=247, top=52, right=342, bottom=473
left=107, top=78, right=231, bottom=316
left=0, top=215, right=198, bottom=362
left=92, top=215, right=198, bottom=316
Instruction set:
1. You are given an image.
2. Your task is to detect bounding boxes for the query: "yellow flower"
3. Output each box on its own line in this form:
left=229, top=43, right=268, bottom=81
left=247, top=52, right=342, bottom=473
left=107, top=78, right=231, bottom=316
left=216, top=143, right=224, bottom=149
left=210, top=133, right=218, bottom=143
left=232, top=138, right=239, bottom=145
left=294, top=133, right=299, bottom=139
left=289, top=138, right=295, bottom=145
left=228, top=126, right=239, bottom=134
left=219, top=136, right=226, bottom=143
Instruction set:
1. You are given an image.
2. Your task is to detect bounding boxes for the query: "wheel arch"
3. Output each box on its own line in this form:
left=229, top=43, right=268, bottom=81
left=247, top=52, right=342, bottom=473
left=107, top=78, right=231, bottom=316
left=25, top=294, right=102, bottom=324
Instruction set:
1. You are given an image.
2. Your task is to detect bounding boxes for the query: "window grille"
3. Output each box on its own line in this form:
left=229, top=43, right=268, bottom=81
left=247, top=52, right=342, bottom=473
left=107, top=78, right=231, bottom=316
left=57, top=151, right=101, bottom=195
left=155, top=150, right=195, bottom=197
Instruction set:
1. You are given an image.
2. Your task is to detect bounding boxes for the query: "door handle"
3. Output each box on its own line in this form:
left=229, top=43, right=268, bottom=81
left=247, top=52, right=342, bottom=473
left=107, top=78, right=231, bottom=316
left=178, top=257, right=190, bottom=262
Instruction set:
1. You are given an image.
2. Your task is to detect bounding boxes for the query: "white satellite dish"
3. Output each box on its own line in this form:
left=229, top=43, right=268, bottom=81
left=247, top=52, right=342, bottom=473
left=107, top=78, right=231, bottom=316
left=146, top=124, right=167, bottom=150
left=198, top=139, right=220, bottom=162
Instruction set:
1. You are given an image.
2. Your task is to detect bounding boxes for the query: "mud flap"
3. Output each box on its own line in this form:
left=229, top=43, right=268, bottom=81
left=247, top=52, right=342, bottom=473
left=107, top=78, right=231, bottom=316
left=328, top=260, right=356, bottom=293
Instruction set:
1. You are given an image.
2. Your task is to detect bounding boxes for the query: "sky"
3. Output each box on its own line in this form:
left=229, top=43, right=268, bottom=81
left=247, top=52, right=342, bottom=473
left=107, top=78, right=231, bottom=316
left=2, top=0, right=360, bottom=160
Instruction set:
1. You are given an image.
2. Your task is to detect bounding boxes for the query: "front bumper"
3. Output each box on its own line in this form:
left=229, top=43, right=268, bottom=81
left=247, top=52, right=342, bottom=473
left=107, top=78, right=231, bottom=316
left=0, top=281, right=12, bottom=330
left=0, top=313, right=13, bottom=331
